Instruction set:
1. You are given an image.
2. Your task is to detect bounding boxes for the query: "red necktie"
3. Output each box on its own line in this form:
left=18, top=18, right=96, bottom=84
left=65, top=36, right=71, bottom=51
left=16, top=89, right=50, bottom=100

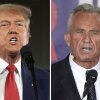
left=5, top=64, right=20, bottom=100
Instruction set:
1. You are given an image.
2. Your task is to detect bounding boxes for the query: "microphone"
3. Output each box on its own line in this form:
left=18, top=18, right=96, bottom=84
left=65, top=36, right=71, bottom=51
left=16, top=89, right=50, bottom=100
left=21, top=46, right=34, bottom=70
left=82, top=70, right=98, bottom=99
left=21, top=46, right=38, bottom=100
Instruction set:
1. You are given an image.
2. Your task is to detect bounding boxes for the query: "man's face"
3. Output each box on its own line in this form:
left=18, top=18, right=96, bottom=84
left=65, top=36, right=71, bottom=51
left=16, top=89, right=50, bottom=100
left=0, top=11, right=29, bottom=54
left=65, top=12, right=100, bottom=63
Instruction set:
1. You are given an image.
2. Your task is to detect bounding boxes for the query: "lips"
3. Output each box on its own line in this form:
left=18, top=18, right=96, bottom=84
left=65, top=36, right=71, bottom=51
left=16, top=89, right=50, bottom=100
left=81, top=47, right=92, bottom=52
left=9, top=37, right=18, bottom=44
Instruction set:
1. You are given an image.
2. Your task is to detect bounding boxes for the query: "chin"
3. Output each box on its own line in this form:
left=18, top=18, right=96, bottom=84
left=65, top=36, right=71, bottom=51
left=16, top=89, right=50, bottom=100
left=7, top=48, right=20, bottom=52
left=80, top=57, right=93, bottom=62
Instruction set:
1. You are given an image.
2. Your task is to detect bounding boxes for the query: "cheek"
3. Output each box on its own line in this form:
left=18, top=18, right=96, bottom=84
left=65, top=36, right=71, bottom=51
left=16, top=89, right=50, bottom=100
left=70, top=35, right=80, bottom=46
left=92, top=38, right=100, bottom=49
left=70, top=41, right=79, bottom=51
left=95, top=41, right=100, bottom=52
left=22, top=32, right=29, bottom=46
left=70, top=37, right=81, bottom=52
left=0, top=34, right=6, bottom=45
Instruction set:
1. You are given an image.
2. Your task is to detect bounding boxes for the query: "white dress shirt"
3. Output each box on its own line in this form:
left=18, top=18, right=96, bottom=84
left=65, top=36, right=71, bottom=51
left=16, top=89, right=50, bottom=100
left=0, top=58, right=23, bottom=100
left=69, top=54, right=100, bottom=100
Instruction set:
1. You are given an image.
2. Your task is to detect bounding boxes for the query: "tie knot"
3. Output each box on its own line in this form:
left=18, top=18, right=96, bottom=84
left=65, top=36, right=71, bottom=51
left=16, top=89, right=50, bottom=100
left=86, top=70, right=97, bottom=83
left=7, top=64, right=16, bottom=72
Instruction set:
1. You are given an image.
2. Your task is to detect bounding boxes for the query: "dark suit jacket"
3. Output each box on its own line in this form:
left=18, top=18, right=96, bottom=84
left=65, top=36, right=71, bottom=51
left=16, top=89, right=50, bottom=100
left=21, top=60, right=49, bottom=100
left=51, top=55, right=81, bottom=100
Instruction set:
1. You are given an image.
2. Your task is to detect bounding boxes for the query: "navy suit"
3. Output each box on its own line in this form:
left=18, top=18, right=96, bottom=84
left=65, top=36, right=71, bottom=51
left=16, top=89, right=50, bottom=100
left=51, top=55, right=81, bottom=100
left=22, top=60, right=49, bottom=100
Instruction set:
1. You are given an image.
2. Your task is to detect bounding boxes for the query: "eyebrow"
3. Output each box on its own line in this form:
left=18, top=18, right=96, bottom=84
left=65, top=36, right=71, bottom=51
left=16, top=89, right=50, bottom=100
left=0, top=20, right=25, bottom=23
left=15, top=20, right=25, bottom=23
left=0, top=20, right=10, bottom=23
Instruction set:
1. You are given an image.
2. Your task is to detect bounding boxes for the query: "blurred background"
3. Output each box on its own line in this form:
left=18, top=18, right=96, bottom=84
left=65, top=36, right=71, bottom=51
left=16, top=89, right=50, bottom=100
left=0, top=0, right=50, bottom=70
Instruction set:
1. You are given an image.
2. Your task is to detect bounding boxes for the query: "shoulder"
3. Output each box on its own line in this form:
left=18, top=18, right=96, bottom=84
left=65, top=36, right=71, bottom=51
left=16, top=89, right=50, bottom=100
left=21, top=59, right=49, bottom=82
left=52, top=55, right=69, bottom=72
left=51, top=55, right=71, bottom=82
left=34, top=67, right=49, bottom=81
left=22, top=60, right=50, bottom=100
left=34, top=68, right=49, bottom=89
left=34, top=67, right=50, bottom=100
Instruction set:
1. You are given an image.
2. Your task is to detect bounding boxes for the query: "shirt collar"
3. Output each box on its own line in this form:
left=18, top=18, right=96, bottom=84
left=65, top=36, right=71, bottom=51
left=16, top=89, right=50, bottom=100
left=0, top=57, right=21, bottom=76
left=69, top=54, right=100, bottom=79
left=14, top=57, right=21, bottom=76
left=0, top=58, right=8, bottom=74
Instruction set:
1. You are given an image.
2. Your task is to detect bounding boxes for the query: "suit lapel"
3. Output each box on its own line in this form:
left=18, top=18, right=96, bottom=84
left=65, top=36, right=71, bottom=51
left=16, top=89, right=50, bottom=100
left=21, top=60, right=36, bottom=100
left=60, top=56, right=81, bottom=100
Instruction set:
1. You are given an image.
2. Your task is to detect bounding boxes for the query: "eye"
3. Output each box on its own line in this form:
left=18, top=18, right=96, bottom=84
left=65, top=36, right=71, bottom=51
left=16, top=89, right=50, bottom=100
left=16, top=23, right=24, bottom=26
left=92, top=32, right=98, bottom=35
left=90, top=30, right=100, bottom=35
left=75, top=29, right=85, bottom=34
left=16, top=21, right=25, bottom=27
left=0, top=22, right=9, bottom=27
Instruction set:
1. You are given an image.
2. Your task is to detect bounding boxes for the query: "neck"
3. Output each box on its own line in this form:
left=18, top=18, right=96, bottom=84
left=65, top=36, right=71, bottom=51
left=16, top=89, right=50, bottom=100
left=74, top=58, right=99, bottom=69
left=0, top=51, right=20, bottom=64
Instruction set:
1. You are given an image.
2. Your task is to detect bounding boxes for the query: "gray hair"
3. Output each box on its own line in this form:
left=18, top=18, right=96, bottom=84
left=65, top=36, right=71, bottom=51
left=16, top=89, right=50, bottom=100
left=67, top=3, right=100, bottom=32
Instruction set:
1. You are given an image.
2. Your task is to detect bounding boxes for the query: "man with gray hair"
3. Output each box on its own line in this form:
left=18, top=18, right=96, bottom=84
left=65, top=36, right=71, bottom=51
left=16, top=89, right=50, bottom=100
left=0, top=3, right=49, bottom=100
left=52, top=3, right=100, bottom=100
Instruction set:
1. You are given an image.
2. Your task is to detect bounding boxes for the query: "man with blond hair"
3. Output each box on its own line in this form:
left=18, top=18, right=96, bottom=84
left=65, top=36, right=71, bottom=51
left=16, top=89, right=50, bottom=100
left=0, top=3, right=49, bottom=100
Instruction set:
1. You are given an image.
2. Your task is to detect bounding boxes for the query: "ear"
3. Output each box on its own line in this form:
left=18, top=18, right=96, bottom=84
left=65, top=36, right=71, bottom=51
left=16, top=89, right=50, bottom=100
left=26, top=32, right=30, bottom=44
left=23, top=32, right=30, bottom=46
left=64, top=33, right=70, bottom=47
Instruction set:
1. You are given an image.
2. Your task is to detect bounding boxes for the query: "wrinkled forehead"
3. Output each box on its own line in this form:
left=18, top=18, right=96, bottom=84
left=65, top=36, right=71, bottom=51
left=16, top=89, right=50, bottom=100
left=73, top=12, right=100, bottom=21
left=0, top=9, right=28, bottom=20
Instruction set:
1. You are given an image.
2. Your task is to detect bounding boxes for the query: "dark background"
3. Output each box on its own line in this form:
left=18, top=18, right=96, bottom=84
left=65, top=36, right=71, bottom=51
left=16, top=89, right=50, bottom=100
left=0, top=0, right=50, bottom=70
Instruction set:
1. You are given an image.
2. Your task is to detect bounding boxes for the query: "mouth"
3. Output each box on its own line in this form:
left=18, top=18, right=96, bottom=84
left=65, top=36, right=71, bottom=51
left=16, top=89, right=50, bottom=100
left=82, top=47, right=92, bottom=52
left=9, top=37, right=18, bottom=44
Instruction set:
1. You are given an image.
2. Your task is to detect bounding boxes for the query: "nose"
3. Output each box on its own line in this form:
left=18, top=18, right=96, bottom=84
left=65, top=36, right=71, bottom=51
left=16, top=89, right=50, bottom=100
left=8, top=23, right=18, bottom=33
left=8, top=31, right=18, bottom=34
left=8, top=23, right=18, bottom=35
left=83, top=33, right=91, bottom=43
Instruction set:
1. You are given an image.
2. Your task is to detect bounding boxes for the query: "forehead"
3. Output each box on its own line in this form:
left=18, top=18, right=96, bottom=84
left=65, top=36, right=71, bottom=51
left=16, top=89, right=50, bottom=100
left=73, top=12, right=100, bottom=22
left=71, top=12, right=100, bottom=28
left=0, top=10, right=25, bottom=20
